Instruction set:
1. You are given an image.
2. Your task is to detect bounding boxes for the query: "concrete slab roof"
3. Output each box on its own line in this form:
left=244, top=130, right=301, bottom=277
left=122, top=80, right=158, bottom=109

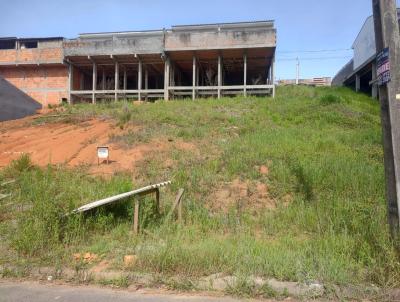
left=78, top=20, right=275, bottom=39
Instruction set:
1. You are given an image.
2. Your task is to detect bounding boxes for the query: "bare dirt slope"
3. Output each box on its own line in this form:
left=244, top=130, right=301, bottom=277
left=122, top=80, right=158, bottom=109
left=0, top=117, right=167, bottom=175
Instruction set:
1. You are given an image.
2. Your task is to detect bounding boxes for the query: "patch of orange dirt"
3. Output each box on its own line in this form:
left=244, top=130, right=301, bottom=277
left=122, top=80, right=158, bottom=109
left=209, top=178, right=276, bottom=214
left=90, top=260, right=110, bottom=273
left=0, top=118, right=171, bottom=175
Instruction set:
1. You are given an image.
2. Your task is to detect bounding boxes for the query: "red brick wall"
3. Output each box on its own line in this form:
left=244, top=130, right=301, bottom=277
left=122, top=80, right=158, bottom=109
left=0, top=65, right=68, bottom=106
left=0, top=48, right=63, bottom=64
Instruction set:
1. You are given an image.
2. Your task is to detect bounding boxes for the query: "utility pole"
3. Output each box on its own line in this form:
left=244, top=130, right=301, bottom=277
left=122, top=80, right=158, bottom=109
left=372, top=0, right=400, bottom=242
left=296, top=57, right=300, bottom=85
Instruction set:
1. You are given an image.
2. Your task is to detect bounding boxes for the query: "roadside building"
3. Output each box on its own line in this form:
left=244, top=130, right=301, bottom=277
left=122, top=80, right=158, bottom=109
left=277, top=77, right=331, bottom=87
left=332, top=10, right=400, bottom=97
left=0, top=20, right=276, bottom=108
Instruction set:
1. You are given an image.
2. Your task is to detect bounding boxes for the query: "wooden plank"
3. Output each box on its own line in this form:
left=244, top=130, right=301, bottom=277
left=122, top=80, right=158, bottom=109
left=169, top=188, right=184, bottom=222
left=156, top=188, right=161, bottom=214
left=0, top=193, right=11, bottom=200
left=134, top=197, right=139, bottom=234
left=1, top=180, right=15, bottom=186
left=71, top=181, right=171, bottom=214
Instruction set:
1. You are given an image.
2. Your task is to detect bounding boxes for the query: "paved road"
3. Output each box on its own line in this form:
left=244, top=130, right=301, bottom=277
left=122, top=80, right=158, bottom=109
left=0, top=281, right=244, bottom=302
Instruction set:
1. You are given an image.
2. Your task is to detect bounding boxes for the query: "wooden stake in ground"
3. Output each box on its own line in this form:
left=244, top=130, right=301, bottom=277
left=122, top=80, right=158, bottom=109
left=372, top=0, right=400, bottom=241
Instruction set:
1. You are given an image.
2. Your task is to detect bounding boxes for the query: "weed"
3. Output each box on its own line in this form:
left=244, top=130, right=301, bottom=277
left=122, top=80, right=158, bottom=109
left=1, top=86, right=398, bottom=299
left=320, top=94, right=343, bottom=105
left=98, top=276, right=130, bottom=288
left=4, top=153, right=33, bottom=176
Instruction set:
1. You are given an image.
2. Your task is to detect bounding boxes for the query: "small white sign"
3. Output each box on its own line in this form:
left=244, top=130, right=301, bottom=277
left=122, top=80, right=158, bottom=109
left=97, top=146, right=109, bottom=164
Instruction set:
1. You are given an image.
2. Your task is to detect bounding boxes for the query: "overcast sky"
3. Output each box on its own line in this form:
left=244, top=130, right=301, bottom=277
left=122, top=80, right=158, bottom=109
left=1, top=0, right=398, bottom=79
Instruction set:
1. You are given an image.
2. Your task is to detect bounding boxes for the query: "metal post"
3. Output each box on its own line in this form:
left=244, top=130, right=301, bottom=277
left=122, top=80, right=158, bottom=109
left=138, top=60, right=142, bottom=101
left=218, top=54, right=222, bottom=99
left=243, top=53, right=247, bottom=97
left=92, top=62, right=96, bottom=104
left=373, top=0, right=400, bottom=241
left=114, top=61, right=119, bottom=101
left=192, top=55, right=196, bottom=100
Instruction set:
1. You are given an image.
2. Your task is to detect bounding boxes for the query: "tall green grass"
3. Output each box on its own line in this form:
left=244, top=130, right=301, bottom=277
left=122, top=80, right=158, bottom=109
left=1, top=86, right=399, bottom=292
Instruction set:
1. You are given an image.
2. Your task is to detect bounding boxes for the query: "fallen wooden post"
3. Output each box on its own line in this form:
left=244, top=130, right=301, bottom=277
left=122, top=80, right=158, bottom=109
left=0, top=193, right=11, bottom=200
left=71, top=181, right=171, bottom=214
left=1, top=180, right=15, bottom=187
left=133, top=197, right=140, bottom=234
left=169, top=188, right=185, bottom=223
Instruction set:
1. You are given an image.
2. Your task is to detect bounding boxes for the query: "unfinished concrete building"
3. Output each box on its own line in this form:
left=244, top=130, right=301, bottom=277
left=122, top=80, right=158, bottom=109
left=0, top=20, right=276, bottom=106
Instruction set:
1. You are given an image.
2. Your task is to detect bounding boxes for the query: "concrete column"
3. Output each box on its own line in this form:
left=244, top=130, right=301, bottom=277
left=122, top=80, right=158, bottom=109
left=170, top=64, right=174, bottom=86
left=192, top=55, right=196, bottom=100
left=138, top=60, right=142, bottom=101
left=79, top=74, right=84, bottom=90
left=68, top=63, right=73, bottom=104
left=355, top=73, right=361, bottom=92
left=218, top=55, right=222, bottom=99
left=102, top=68, right=106, bottom=90
left=114, top=61, right=119, bottom=101
left=92, top=62, right=97, bottom=104
left=164, top=58, right=170, bottom=100
left=371, top=62, right=378, bottom=99
left=145, top=67, right=148, bottom=101
left=196, top=63, right=200, bottom=86
left=243, top=53, right=247, bottom=97
left=123, top=68, right=127, bottom=90
left=272, top=57, right=276, bottom=98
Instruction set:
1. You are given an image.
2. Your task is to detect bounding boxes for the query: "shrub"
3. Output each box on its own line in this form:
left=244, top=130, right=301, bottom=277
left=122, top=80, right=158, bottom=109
left=5, top=153, right=33, bottom=176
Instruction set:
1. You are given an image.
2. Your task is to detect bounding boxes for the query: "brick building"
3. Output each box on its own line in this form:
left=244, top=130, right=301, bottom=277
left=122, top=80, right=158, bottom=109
left=0, top=20, right=276, bottom=107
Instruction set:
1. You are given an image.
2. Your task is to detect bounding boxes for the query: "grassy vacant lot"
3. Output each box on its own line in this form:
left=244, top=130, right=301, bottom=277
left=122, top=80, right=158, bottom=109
left=0, top=86, right=399, bottom=296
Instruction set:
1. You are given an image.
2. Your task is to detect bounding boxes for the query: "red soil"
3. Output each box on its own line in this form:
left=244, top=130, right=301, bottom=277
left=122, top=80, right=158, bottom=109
left=0, top=117, right=169, bottom=175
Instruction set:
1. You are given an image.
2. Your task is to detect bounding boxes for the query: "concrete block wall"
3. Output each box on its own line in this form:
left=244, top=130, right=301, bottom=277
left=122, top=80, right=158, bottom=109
left=0, top=65, right=68, bottom=106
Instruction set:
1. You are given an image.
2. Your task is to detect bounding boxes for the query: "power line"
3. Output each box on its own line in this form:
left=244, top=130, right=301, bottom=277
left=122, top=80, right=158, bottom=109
left=277, top=48, right=352, bottom=54
left=276, top=55, right=353, bottom=62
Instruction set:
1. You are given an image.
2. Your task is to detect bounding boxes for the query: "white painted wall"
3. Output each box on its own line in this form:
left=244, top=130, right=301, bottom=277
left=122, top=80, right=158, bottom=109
left=352, top=16, right=376, bottom=70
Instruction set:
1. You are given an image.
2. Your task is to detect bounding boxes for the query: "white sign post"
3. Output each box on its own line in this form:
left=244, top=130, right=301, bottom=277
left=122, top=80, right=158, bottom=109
left=97, top=146, right=109, bottom=165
